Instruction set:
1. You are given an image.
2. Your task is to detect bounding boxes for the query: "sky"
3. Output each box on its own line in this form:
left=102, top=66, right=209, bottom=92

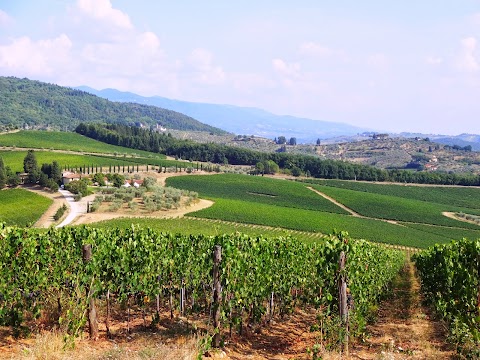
left=1, top=1, right=480, bottom=135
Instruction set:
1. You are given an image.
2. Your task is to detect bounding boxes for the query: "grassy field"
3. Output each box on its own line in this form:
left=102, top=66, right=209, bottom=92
left=0, top=130, right=166, bottom=158
left=167, top=174, right=349, bottom=213
left=0, top=188, right=52, bottom=226
left=301, top=179, right=480, bottom=210
left=309, top=184, right=480, bottom=229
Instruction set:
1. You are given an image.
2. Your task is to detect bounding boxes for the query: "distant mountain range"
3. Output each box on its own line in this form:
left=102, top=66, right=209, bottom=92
left=1, top=76, right=478, bottom=150
left=75, top=86, right=370, bottom=143
left=0, top=77, right=225, bottom=134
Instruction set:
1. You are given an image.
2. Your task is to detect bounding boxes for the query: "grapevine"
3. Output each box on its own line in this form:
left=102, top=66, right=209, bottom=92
left=0, top=222, right=404, bottom=346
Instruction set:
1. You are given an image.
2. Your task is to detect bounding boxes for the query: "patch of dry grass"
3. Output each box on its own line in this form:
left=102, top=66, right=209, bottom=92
left=5, top=331, right=200, bottom=360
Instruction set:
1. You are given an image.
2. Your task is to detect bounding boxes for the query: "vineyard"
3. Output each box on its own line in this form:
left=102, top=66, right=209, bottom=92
left=0, top=130, right=164, bottom=158
left=167, top=174, right=480, bottom=248
left=167, top=173, right=349, bottom=213
left=93, top=217, right=329, bottom=243
left=300, top=178, right=480, bottom=210
left=309, top=184, right=480, bottom=228
left=414, top=238, right=480, bottom=357
left=0, top=189, right=52, bottom=226
left=0, top=150, right=198, bottom=174
left=0, top=224, right=404, bottom=355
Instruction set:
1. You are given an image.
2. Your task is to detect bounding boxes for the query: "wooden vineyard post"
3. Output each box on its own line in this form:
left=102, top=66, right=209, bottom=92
left=213, top=245, right=222, bottom=348
left=106, top=289, right=111, bottom=338
left=82, top=244, right=99, bottom=340
left=269, top=291, right=274, bottom=321
left=338, top=251, right=348, bottom=357
left=180, top=279, right=185, bottom=316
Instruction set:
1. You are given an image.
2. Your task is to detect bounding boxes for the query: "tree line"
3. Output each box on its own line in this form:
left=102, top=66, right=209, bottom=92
left=76, top=123, right=480, bottom=186
left=0, top=150, right=61, bottom=191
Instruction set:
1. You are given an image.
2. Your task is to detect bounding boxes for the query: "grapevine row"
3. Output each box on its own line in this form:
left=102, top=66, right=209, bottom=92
left=414, top=238, right=480, bottom=356
left=0, top=224, right=404, bottom=341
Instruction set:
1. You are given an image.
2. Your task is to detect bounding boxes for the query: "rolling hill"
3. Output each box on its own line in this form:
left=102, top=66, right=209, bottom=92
left=0, top=76, right=226, bottom=135
left=75, top=86, right=370, bottom=143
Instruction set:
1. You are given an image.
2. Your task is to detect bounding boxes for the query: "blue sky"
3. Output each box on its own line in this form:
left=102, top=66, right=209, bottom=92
left=1, top=1, right=480, bottom=135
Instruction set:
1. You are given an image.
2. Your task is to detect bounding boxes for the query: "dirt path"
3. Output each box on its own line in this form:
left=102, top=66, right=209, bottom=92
left=56, top=190, right=95, bottom=227
left=21, top=186, right=66, bottom=228
left=352, top=261, right=454, bottom=359
left=72, top=198, right=214, bottom=225
left=307, top=186, right=362, bottom=217
left=307, top=186, right=403, bottom=226
left=442, top=211, right=480, bottom=226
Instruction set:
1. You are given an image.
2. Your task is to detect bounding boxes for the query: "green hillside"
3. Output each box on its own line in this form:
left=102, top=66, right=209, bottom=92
left=0, top=130, right=166, bottom=158
left=0, top=76, right=227, bottom=134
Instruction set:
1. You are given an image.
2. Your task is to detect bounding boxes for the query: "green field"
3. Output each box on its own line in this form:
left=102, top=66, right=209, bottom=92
left=0, top=151, right=139, bottom=173
left=167, top=174, right=349, bottom=213
left=0, top=150, right=198, bottom=174
left=309, top=184, right=480, bottom=229
left=165, top=174, right=476, bottom=248
left=90, top=217, right=327, bottom=243
left=301, top=179, right=480, bottom=210
left=403, top=223, right=480, bottom=241
left=90, top=216, right=446, bottom=248
left=0, top=188, right=52, bottom=226
left=0, top=130, right=166, bottom=158
left=186, top=198, right=454, bottom=248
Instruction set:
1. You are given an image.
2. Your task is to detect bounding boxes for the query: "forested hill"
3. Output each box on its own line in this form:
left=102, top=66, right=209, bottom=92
left=0, top=76, right=227, bottom=134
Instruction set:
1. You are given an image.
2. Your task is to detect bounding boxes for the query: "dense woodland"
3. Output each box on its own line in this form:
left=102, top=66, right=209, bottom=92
left=0, top=76, right=226, bottom=134
left=76, top=123, right=480, bottom=186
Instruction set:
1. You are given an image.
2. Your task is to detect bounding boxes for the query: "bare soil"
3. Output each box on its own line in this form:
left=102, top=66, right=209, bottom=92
left=72, top=198, right=214, bottom=226
left=351, top=261, right=455, bottom=360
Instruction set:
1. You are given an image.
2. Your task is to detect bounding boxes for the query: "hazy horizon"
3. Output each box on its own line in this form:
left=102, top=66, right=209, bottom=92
left=1, top=1, right=480, bottom=135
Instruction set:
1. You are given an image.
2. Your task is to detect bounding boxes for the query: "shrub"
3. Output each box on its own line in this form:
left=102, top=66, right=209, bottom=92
left=128, top=201, right=138, bottom=211
left=53, top=204, right=67, bottom=221
left=108, top=200, right=123, bottom=212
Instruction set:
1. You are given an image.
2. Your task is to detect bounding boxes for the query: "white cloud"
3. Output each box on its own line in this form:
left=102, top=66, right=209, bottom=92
left=76, top=0, right=132, bottom=29
left=188, top=48, right=225, bottom=85
left=426, top=56, right=443, bottom=65
left=456, top=37, right=479, bottom=72
left=0, top=34, right=73, bottom=76
left=138, top=31, right=160, bottom=52
left=0, top=9, right=13, bottom=27
left=299, top=41, right=333, bottom=57
left=272, top=58, right=301, bottom=78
